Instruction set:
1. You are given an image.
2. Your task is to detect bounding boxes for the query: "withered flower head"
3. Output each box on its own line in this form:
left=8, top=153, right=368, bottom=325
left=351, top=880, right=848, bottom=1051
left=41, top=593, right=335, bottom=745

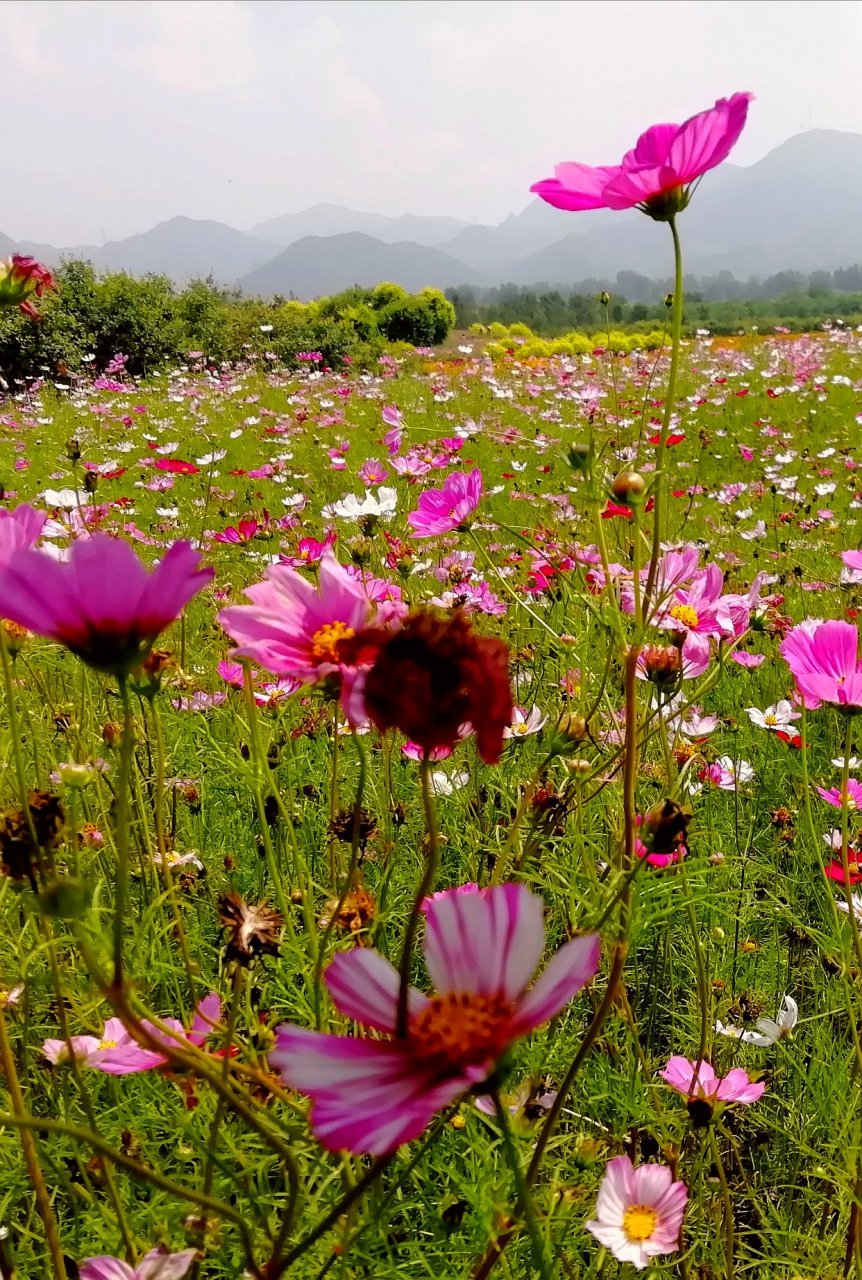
left=348, top=610, right=513, bottom=763
left=328, top=806, right=378, bottom=849
left=641, top=798, right=693, bottom=857
left=0, top=791, right=64, bottom=880
left=321, top=883, right=376, bottom=937
left=218, top=891, right=283, bottom=966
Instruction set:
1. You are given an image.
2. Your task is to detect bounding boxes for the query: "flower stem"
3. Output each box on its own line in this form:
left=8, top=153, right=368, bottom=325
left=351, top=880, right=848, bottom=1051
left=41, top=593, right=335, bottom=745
left=397, top=756, right=440, bottom=1038
left=112, top=677, right=135, bottom=993
left=0, top=1007, right=68, bottom=1278
left=242, top=665, right=290, bottom=922
left=708, top=1127, right=735, bottom=1280
left=644, top=214, right=683, bottom=610
left=492, top=1091, right=555, bottom=1280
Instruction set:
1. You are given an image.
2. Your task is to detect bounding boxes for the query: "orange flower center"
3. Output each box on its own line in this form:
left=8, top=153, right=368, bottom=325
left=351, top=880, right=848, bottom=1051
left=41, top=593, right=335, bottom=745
left=622, top=1204, right=658, bottom=1243
left=669, top=603, right=699, bottom=629
left=310, top=621, right=355, bottom=665
left=409, top=992, right=514, bottom=1070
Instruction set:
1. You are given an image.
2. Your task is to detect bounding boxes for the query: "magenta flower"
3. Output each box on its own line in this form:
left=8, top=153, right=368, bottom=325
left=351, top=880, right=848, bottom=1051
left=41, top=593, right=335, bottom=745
left=0, top=255, right=57, bottom=319
left=661, top=1056, right=765, bottom=1105
left=271, top=883, right=600, bottom=1155
left=781, top=619, right=862, bottom=711
left=407, top=468, right=483, bottom=538
left=0, top=533, right=213, bottom=675
left=816, top=781, right=862, bottom=811
left=80, top=1247, right=197, bottom=1280
left=586, top=1155, right=687, bottom=1270
left=0, top=503, right=45, bottom=565
left=531, top=93, right=752, bottom=219
left=218, top=553, right=376, bottom=702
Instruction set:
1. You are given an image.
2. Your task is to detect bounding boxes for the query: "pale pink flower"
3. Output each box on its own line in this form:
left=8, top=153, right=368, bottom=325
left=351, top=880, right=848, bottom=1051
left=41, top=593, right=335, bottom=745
left=271, top=883, right=600, bottom=1155
left=407, top=468, right=483, bottom=537
left=586, top=1155, right=687, bottom=1270
left=80, top=1247, right=197, bottom=1280
left=503, top=705, right=547, bottom=739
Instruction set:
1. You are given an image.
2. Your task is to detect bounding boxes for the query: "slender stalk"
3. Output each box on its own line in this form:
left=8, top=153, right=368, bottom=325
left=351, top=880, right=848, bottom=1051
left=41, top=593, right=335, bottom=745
left=708, top=1127, right=735, bottom=1280
left=644, top=215, right=684, bottom=610
left=0, top=1008, right=68, bottom=1278
left=242, top=665, right=290, bottom=920
left=492, top=1091, right=555, bottom=1280
left=149, top=696, right=198, bottom=999
left=269, top=1157, right=393, bottom=1276
left=112, top=677, right=135, bottom=992
left=397, top=756, right=440, bottom=1038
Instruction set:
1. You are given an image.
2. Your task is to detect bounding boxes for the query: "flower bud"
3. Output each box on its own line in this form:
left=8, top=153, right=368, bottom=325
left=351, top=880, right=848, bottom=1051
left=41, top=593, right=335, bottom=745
left=611, top=470, right=646, bottom=504
left=556, top=711, right=588, bottom=743
left=0, top=255, right=56, bottom=319
left=567, top=442, right=592, bottom=473
left=57, top=762, right=99, bottom=789
left=599, top=291, right=610, bottom=307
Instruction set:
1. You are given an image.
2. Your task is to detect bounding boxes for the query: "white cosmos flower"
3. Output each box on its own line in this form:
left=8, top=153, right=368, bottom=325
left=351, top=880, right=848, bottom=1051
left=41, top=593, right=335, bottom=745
left=503, top=705, right=547, bottom=739
left=196, top=450, right=227, bottom=466
left=837, top=894, right=862, bottom=921
left=321, top=488, right=397, bottom=520
left=717, top=995, right=798, bottom=1047
left=41, top=488, right=86, bottom=509
left=430, top=768, right=470, bottom=797
left=746, top=701, right=800, bottom=731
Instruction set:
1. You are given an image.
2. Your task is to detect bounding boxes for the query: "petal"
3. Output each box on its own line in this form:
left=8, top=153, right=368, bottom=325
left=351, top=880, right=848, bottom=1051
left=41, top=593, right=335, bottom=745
left=529, top=163, right=620, bottom=212
left=666, top=92, right=753, bottom=184
left=595, top=1155, right=635, bottom=1222
left=423, top=882, right=545, bottom=1000
left=623, top=121, right=678, bottom=167
left=512, top=934, right=600, bottom=1032
left=137, top=1250, right=198, bottom=1280
left=79, top=1260, right=136, bottom=1280
left=325, top=950, right=427, bottom=1033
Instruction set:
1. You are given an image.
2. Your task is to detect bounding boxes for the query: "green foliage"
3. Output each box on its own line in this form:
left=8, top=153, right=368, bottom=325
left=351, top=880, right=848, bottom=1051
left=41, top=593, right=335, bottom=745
left=0, top=264, right=458, bottom=383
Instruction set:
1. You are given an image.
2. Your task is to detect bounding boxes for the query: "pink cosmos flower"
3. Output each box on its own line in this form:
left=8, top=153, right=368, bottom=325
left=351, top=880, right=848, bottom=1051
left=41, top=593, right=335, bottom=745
left=0, top=255, right=57, bottom=319
left=586, top=1155, right=687, bottom=1270
left=661, top=1056, right=765, bottom=1105
left=407, top=468, right=483, bottom=538
left=43, top=994, right=221, bottom=1074
left=531, top=93, right=752, bottom=218
left=0, top=503, right=46, bottom=564
left=781, top=619, right=862, bottom=710
left=218, top=553, right=377, bottom=713
left=816, top=780, right=862, bottom=811
left=271, top=883, right=600, bottom=1155
left=0, top=534, right=213, bottom=675
left=80, top=1247, right=197, bottom=1280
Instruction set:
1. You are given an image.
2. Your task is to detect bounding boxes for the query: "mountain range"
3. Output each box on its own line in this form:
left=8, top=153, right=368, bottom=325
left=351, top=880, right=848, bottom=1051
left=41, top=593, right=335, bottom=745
left=2, top=130, right=861, bottom=299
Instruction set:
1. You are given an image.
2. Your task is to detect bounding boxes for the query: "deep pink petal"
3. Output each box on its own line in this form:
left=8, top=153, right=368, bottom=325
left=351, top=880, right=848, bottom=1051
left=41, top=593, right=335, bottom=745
left=79, top=1260, right=136, bottom=1280
left=325, top=950, right=427, bottom=1033
left=667, top=92, right=753, bottom=184
left=530, top=163, right=620, bottom=212
left=623, top=121, right=678, bottom=167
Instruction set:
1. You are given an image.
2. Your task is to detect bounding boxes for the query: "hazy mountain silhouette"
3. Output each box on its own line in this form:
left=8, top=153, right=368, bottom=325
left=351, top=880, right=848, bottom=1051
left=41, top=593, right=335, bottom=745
left=2, top=132, right=861, bottom=295
left=240, top=233, right=487, bottom=298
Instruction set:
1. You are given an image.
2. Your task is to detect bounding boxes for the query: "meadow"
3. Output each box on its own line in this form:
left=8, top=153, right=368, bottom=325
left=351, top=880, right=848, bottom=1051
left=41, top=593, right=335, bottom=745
left=0, top=319, right=861, bottom=1280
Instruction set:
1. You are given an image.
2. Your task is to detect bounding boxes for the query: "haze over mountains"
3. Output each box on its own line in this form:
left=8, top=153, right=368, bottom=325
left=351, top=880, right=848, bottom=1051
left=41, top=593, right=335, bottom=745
left=2, top=131, right=861, bottom=300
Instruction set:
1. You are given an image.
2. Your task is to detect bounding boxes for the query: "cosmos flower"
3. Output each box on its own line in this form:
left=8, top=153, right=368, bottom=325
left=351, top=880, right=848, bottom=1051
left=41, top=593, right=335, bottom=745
left=503, top=705, right=547, bottom=739
left=218, top=552, right=377, bottom=694
left=716, top=995, right=798, bottom=1046
left=0, top=255, right=56, bottom=319
left=321, top=488, right=398, bottom=520
left=0, top=534, right=213, bottom=675
left=780, top=619, right=862, bottom=711
left=43, top=994, right=221, bottom=1074
left=746, top=701, right=800, bottom=731
left=79, top=1247, right=197, bottom=1280
left=585, top=1156, right=687, bottom=1270
left=271, top=883, right=600, bottom=1154
left=407, top=468, right=483, bottom=537
left=661, top=1056, right=765, bottom=1105
left=815, top=780, right=862, bottom=810
left=0, top=503, right=45, bottom=566
left=531, top=93, right=752, bottom=219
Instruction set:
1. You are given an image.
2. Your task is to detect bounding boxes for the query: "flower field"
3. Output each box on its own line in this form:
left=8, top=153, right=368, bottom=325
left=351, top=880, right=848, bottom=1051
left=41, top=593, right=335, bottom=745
left=0, top=321, right=861, bottom=1279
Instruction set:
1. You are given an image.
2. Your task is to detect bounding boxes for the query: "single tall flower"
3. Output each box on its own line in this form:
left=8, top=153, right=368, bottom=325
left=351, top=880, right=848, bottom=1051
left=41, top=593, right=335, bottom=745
left=0, top=255, right=57, bottom=319
left=586, top=1155, right=687, bottom=1270
left=80, top=1247, right=197, bottom=1280
left=407, top=468, right=483, bottom=537
left=531, top=93, right=752, bottom=220
left=271, top=883, right=600, bottom=1155
left=218, top=553, right=376, bottom=699
left=0, top=534, right=213, bottom=675
left=346, top=609, right=513, bottom=763
left=780, top=619, right=862, bottom=711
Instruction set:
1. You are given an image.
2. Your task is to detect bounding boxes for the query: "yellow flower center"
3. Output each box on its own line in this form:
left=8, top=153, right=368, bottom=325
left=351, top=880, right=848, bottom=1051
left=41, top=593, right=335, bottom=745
left=765, top=714, right=777, bottom=726
left=669, top=603, right=699, bottom=629
left=98, top=1038, right=118, bottom=1051
left=409, top=992, right=513, bottom=1071
left=843, top=790, right=859, bottom=812
left=310, top=621, right=355, bottom=665
left=2, top=620, right=28, bottom=641
left=622, top=1204, right=658, bottom=1243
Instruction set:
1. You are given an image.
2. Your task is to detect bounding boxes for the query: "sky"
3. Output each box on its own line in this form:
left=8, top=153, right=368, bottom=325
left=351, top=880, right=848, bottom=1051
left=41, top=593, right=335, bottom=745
left=3, top=0, right=861, bottom=245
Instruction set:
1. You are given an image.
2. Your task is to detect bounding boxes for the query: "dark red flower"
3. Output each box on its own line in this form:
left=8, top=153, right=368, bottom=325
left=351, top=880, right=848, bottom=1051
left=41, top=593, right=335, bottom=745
left=349, top=610, right=513, bottom=763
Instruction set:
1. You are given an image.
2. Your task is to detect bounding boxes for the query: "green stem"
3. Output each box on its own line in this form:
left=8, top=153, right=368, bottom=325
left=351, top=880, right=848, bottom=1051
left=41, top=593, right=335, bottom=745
left=709, top=1127, right=735, bottom=1280
left=492, top=1091, right=555, bottom=1280
left=242, top=665, right=290, bottom=921
left=112, top=678, right=135, bottom=992
left=397, top=757, right=440, bottom=1038
left=0, top=1008, right=68, bottom=1278
left=149, top=696, right=198, bottom=1000
left=644, top=215, right=683, bottom=610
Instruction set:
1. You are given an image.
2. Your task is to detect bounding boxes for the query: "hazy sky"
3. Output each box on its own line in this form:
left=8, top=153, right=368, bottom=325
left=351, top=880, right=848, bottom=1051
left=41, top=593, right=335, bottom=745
left=3, top=0, right=861, bottom=245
